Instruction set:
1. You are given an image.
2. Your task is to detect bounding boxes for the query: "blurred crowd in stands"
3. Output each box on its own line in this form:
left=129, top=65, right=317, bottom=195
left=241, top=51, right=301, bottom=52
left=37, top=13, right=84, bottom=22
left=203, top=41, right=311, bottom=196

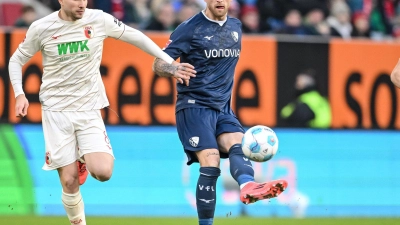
left=1, top=0, right=400, bottom=40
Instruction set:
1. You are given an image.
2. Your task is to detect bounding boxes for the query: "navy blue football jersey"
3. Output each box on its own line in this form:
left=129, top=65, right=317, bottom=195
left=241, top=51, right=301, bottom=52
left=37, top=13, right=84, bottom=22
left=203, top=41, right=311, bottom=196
left=163, top=11, right=242, bottom=112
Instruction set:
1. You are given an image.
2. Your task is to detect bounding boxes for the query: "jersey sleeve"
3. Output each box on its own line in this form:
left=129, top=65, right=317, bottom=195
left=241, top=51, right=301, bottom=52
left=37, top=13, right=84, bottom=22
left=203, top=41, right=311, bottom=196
left=103, top=11, right=173, bottom=64
left=103, top=12, right=126, bottom=39
left=15, top=24, right=41, bottom=59
left=9, top=23, right=40, bottom=97
left=163, top=22, right=193, bottom=60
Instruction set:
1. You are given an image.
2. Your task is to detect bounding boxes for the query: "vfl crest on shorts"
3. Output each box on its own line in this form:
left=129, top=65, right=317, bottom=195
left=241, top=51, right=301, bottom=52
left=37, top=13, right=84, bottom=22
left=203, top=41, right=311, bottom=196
left=231, top=31, right=238, bottom=42
left=189, top=136, right=199, bottom=147
left=45, top=151, right=52, bottom=165
left=84, top=25, right=94, bottom=39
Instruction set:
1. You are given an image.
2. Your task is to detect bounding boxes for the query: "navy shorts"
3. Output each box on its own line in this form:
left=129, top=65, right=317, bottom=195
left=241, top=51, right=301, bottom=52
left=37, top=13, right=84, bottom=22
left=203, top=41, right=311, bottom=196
left=176, top=107, right=244, bottom=165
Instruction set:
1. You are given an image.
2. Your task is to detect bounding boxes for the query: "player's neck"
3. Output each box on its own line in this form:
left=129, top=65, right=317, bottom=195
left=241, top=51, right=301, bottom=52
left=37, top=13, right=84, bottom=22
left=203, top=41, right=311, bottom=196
left=58, top=9, right=79, bottom=22
left=204, top=9, right=227, bottom=21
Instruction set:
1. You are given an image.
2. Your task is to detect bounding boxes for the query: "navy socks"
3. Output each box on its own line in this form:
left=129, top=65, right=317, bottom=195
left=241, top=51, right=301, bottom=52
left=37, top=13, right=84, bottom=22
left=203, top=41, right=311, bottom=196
left=228, top=144, right=254, bottom=186
left=197, top=167, right=220, bottom=225
left=196, top=144, right=254, bottom=225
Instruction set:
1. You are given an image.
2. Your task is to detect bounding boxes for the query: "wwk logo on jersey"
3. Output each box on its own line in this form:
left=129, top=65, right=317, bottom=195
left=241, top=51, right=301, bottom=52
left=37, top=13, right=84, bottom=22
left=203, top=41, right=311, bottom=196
left=189, top=136, right=199, bottom=147
left=84, top=25, right=94, bottom=39
left=57, top=40, right=90, bottom=55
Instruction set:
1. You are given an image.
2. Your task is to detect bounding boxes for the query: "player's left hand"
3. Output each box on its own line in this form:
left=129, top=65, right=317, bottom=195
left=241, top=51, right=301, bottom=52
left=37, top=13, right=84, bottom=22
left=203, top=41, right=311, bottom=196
left=15, top=94, right=29, bottom=118
left=172, top=62, right=196, bottom=86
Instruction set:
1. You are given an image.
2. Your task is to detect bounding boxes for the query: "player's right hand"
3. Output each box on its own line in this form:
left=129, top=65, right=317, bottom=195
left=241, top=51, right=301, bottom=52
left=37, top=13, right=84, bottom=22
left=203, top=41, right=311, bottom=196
left=15, top=94, right=29, bottom=117
left=172, top=62, right=196, bottom=86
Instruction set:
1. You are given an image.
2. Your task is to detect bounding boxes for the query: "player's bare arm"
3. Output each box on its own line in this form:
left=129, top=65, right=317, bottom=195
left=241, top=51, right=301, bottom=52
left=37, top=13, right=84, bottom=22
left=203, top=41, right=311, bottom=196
left=391, top=59, right=400, bottom=88
left=153, top=58, right=196, bottom=86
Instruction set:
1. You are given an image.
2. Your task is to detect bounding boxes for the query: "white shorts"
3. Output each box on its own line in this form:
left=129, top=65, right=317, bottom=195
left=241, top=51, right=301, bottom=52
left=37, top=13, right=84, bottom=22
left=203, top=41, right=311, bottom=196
left=42, top=110, right=114, bottom=170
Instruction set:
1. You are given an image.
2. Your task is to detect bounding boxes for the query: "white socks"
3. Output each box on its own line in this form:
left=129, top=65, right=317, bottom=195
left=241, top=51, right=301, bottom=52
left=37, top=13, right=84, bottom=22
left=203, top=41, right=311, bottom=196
left=240, top=181, right=252, bottom=190
left=62, top=190, right=86, bottom=225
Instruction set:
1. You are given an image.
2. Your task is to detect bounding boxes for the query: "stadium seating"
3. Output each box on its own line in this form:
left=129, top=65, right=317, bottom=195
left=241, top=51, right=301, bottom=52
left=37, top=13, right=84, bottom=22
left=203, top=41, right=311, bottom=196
left=0, top=3, right=23, bottom=26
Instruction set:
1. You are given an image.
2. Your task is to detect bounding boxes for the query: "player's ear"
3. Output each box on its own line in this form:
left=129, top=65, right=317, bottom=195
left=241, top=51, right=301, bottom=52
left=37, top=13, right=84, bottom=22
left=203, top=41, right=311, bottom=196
left=226, top=0, right=233, bottom=9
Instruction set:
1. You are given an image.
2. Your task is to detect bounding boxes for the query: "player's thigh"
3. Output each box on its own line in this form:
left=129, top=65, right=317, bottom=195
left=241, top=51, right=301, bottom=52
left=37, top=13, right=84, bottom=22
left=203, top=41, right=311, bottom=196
left=195, top=148, right=221, bottom=167
left=217, top=132, right=244, bottom=153
left=74, top=110, right=114, bottom=156
left=176, top=108, right=220, bottom=165
left=84, top=152, right=114, bottom=175
left=42, top=110, right=78, bottom=170
left=74, top=110, right=114, bottom=172
left=216, top=113, right=244, bottom=153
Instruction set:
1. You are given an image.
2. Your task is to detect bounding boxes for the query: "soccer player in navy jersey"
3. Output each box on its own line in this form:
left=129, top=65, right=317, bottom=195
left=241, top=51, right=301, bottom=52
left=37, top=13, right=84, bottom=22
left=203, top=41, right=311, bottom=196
left=153, top=0, right=288, bottom=224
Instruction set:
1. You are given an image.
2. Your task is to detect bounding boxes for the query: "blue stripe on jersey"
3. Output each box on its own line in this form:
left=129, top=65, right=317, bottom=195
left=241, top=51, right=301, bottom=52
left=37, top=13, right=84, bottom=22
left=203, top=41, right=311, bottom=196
left=164, top=12, right=242, bottom=112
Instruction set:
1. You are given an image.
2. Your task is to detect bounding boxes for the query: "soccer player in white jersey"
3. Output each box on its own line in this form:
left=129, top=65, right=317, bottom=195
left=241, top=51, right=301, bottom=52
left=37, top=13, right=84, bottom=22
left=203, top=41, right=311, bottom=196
left=8, top=0, right=196, bottom=224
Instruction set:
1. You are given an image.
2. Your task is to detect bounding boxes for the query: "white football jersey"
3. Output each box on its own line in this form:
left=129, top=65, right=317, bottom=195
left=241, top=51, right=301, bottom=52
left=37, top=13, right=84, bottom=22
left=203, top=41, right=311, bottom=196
left=10, top=9, right=173, bottom=111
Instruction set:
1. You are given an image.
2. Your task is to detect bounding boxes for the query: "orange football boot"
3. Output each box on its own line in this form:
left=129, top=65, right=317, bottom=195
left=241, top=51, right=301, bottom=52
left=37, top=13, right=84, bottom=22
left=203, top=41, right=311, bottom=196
left=240, top=179, right=288, bottom=204
left=77, top=160, right=88, bottom=185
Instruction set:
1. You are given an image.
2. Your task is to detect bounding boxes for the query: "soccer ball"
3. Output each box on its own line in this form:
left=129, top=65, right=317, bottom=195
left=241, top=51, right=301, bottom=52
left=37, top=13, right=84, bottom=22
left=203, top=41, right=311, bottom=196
left=241, top=125, right=278, bottom=162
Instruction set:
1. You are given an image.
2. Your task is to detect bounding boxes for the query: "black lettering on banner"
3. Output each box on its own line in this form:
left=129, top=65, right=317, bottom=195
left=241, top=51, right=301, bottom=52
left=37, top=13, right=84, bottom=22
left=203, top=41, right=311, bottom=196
left=345, top=72, right=363, bottom=128
left=234, top=70, right=259, bottom=126
left=150, top=75, right=174, bottom=125
left=2, top=32, right=11, bottom=123
left=370, top=74, right=396, bottom=129
left=100, top=65, right=110, bottom=123
left=117, top=66, right=141, bottom=124
left=22, top=64, right=42, bottom=123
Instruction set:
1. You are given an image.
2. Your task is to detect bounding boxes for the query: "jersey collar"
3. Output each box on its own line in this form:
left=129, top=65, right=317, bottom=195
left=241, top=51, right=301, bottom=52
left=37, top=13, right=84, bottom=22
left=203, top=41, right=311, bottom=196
left=201, top=10, right=227, bottom=26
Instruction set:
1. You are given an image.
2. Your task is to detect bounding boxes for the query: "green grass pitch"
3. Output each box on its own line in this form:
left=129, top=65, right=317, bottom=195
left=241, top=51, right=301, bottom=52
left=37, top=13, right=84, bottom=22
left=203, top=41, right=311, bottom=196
left=0, top=216, right=399, bottom=225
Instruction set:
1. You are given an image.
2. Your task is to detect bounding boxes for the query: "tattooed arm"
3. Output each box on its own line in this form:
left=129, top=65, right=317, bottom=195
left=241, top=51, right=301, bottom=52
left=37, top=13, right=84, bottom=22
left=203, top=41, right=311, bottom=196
left=153, top=58, right=196, bottom=86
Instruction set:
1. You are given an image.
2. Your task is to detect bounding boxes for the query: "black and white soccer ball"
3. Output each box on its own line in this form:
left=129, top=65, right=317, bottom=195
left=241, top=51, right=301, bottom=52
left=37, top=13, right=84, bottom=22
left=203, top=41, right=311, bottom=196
left=241, top=125, right=278, bottom=162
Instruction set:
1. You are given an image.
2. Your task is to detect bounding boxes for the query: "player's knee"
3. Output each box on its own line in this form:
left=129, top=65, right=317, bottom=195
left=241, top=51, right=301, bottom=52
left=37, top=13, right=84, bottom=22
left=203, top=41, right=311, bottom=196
left=91, top=167, right=113, bottom=182
left=197, top=149, right=221, bottom=167
left=202, top=158, right=220, bottom=167
left=61, top=174, right=79, bottom=192
left=96, top=173, right=112, bottom=182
